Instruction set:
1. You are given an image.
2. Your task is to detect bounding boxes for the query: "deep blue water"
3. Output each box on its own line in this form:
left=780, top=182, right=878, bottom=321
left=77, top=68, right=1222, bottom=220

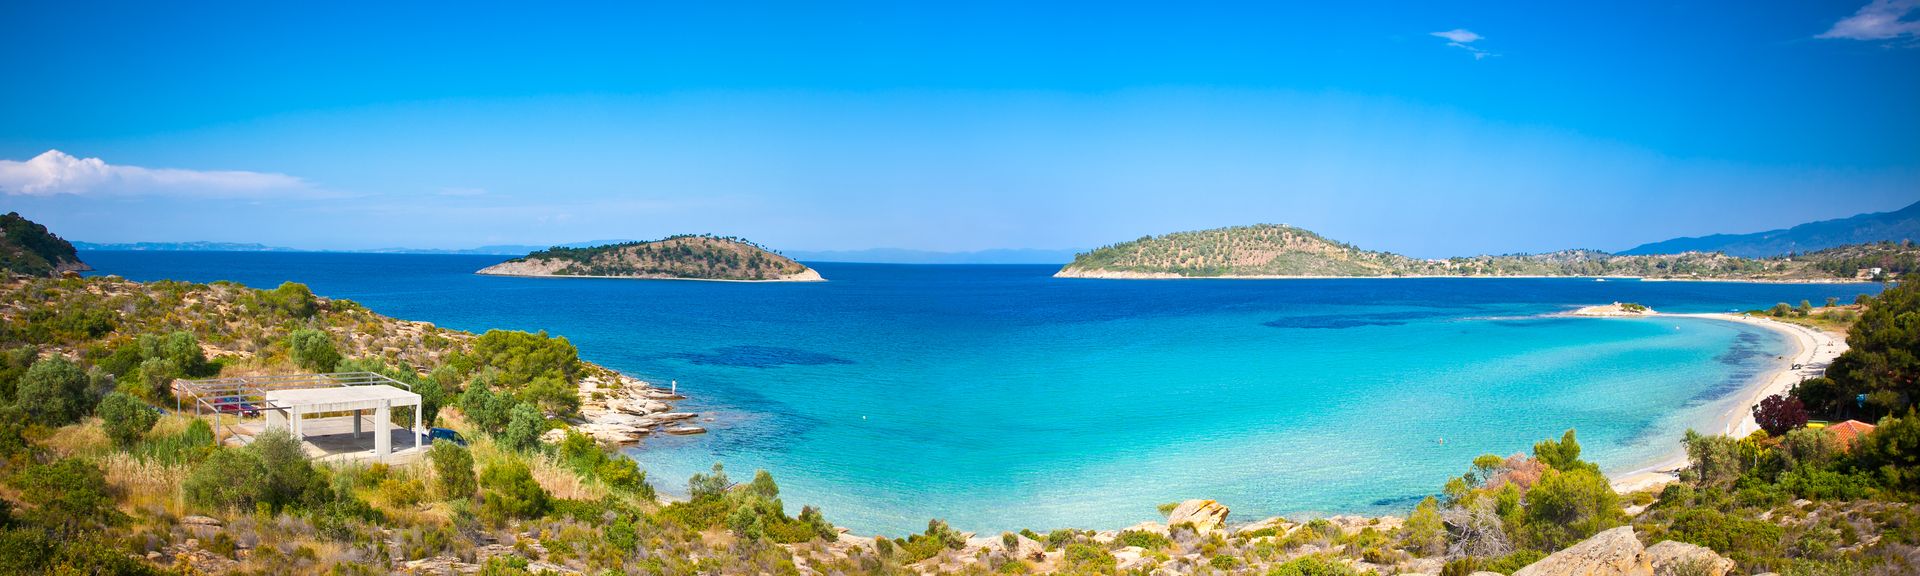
left=81, top=251, right=1882, bottom=534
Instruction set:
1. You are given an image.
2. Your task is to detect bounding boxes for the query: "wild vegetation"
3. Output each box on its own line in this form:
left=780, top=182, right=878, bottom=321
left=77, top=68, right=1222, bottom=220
left=1059, top=223, right=1919, bottom=280
left=481, top=234, right=814, bottom=280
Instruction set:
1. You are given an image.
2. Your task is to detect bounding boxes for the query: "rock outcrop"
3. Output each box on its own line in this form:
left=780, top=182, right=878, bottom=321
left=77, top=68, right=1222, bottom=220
left=1166, top=499, right=1230, bottom=532
left=1512, top=527, right=1739, bottom=576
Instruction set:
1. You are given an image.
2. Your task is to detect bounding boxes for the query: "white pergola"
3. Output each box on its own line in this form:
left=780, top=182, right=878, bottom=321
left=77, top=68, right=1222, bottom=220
left=177, top=372, right=425, bottom=462
left=263, top=384, right=422, bottom=459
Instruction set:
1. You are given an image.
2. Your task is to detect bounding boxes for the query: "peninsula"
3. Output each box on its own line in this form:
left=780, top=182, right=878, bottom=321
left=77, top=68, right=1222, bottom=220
left=477, top=234, right=823, bottom=281
left=1057, top=223, right=1916, bottom=281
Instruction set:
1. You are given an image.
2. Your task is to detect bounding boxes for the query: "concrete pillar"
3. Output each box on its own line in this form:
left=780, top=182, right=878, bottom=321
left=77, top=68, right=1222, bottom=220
left=413, top=403, right=423, bottom=449
left=266, top=409, right=287, bottom=432
left=291, top=412, right=303, bottom=439
left=375, top=401, right=392, bottom=461
left=353, top=409, right=363, bottom=438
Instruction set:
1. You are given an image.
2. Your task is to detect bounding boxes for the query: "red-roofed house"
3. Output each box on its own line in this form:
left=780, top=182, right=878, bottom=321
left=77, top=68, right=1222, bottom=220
left=1829, top=420, right=1876, bottom=452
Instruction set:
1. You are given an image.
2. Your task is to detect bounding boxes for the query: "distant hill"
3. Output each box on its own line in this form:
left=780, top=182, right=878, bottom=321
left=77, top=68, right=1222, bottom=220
left=73, top=240, right=298, bottom=252
left=1621, top=201, right=1920, bottom=257
left=477, top=234, right=822, bottom=281
left=784, top=247, right=1079, bottom=264
left=1058, top=223, right=1912, bottom=280
left=1, top=212, right=89, bottom=276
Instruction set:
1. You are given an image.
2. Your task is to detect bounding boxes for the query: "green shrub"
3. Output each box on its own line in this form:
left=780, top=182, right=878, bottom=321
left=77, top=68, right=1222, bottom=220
left=1061, top=543, right=1115, bottom=574
left=1402, top=495, right=1445, bottom=555
left=1524, top=467, right=1623, bottom=550
left=478, top=460, right=549, bottom=523
left=1117, top=529, right=1172, bottom=550
left=287, top=329, right=342, bottom=373
left=427, top=442, right=476, bottom=499
left=8, top=458, right=118, bottom=535
left=1665, top=507, right=1785, bottom=567
left=499, top=403, right=545, bottom=452
left=1267, top=554, right=1359, bottom=576
left=183, top=428, right=329, bottom=513
left=263, top=282, right=317, bottom=318
left=96, top=391, right=159, bottom=448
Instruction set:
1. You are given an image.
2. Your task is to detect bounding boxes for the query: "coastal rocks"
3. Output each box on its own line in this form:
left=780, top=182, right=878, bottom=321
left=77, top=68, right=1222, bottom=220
left=1514, top=527, right=1649, bottom=576
left=664, top=425, right=707, bottom=435
left=1569, top=302, right=1656, bottom=317
left=1508, top=527, right=1739, bottom=576
left=1166, top=499, right=1230, bottom=532
left=1644, top=540, right=1736, bottom=576
left=1326, top=514, right=1400, bottom=534
left=1127, top=521, right=1171, bottom=536
left=1233, top=516, right=1293, bottom=536
left=573, top=373, right=694, bottom=444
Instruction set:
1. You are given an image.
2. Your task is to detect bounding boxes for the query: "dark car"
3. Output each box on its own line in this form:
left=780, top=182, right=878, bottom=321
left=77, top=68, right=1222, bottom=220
left=428, top=428, right=468, bottom=446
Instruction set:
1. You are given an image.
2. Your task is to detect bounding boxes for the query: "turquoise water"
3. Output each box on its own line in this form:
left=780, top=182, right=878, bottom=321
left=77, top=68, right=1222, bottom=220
left=81, top=252, right=1882, bottom=534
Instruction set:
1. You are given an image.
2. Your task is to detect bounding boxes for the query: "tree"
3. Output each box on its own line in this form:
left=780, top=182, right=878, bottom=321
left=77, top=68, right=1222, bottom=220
left=1682, top=430, right=1742, bottom=488
left=286, top=329, right=341, bottom=373
left=1401, top=496, right=1445, bottom=556
left=689, top=463, right=732, bottom=500
left=15, top=356, right=91, bottom=426
left=1523, top=467, right=1622, bottom=550
left=183, top=429, right=328, bottom=513
left=1826, top=297, right=1840, bottom=308
left=427, top=442, right=476, bottom=499
left=465, top=330, right=580, bottom=391
left=1532, top=429, right=1597, bottom=474
left=1797, top=300, right=1813, bottom=315
left=1824, top=280, right=1920, bottom=418
left=1771, top=302, right=1792, bottom=317
left=96, top=392, right=158, bottom=448
left=499, top=403, right=544, bottom=452
left=1752, top=393, right=1809, bottom=436
left=1853, top=411, right=1920, bottom=493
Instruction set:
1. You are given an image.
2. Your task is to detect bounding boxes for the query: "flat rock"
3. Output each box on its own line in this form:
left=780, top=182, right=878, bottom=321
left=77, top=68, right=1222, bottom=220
left=664, top=425, right=706, bottom=435
left=1126, top=521, right=1170, bottom=536
left=1514, top=526, right=1650, bottom=576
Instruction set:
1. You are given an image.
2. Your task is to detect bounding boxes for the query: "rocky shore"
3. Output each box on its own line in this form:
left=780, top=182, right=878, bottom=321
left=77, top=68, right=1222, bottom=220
left=556, top=371, right=707, bottom=444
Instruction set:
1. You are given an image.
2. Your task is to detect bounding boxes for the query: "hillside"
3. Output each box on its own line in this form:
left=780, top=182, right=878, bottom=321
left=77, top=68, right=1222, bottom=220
left=1058, top=224, right=1915, bottom=280
left=0, top=212, right=89, bottom=276
left=1621, top=200, right=1920, bottom=257
left=476, top=234, right=822, bottom=281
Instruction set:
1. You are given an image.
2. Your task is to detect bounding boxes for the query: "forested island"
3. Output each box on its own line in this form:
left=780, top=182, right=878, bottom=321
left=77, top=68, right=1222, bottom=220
left=1057, top=224, right=1917, bottom=281
left=477, top=235, right=822, bottom=282
left=2, top=211, right=91, bottom=277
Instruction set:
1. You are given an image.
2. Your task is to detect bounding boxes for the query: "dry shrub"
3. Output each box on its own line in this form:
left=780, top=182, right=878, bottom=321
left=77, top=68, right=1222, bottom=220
left=101, top=451, right=192, bottom=516
left=42, top=419, right=112, bottom=458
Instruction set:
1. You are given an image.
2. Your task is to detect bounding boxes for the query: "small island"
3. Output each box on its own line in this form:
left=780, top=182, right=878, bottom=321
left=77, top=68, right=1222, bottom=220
left=1057, top=223, right=1916, bottom=281
left=477, top=234, right=824, bottom=282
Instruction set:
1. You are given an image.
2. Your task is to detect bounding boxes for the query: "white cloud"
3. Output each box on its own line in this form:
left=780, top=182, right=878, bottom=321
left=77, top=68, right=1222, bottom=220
left=1819, top=0, right=1920, bottom=41
left=1431, top=29, right=1482, bottom=43
left=0, top=149, right=310, bottom=197
left=1430, top=29, right=1494, bottom=60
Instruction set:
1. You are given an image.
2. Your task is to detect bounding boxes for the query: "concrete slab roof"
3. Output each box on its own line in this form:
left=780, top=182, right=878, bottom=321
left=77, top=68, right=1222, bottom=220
left=263, top=384, right=420, bottom=415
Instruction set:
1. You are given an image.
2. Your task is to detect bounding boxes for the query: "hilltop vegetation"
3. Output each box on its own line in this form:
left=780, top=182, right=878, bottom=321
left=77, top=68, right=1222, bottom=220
left=1059, top=223, right=1917, bottom=280
left=478, top=234, right=821, bottom=281
left=1, top=212, right=89, bottom=277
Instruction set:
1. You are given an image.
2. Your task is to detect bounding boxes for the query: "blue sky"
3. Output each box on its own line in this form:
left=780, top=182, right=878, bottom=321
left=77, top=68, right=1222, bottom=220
left=2, top=1, right=1916, bottom=257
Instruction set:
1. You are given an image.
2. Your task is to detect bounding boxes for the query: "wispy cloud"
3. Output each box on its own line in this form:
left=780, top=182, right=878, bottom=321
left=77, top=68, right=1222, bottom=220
left=438, top=187, right=488, bottom=197
left=1430, top=28, right=1494, bottom=60
left=1819, top=0, right=1920, bottom=42
left=0, top=149, right=311, bottom=197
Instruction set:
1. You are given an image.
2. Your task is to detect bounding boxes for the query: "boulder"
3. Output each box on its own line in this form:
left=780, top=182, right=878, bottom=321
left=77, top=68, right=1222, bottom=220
left=1126, top=521, right=1170, bottom=536
left=1166, top=499, right=1230, bottom=532
left=1233, top=516, right=1293, bottom=536
left=1513, top=526, right=1651, bottom=576
left=1645, top=540, right=1736, bottom=576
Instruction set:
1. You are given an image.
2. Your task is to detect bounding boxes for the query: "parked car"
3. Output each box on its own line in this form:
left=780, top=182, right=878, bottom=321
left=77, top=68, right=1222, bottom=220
left=214, top=396, right=259, bottom=417
left=428, top=428, right=468, bottom=446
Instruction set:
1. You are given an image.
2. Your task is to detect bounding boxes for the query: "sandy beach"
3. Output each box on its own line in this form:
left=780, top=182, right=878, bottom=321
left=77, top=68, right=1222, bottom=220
left=1608, top=312, right=1848, bottom=493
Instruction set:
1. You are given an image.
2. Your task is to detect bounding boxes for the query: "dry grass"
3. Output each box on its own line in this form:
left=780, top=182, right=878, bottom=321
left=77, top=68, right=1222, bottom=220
left=531, top=453, right=606, bottom=501
left=41, top=419, right=112, bottom=458
left=101, top=451, right=191, bottom=517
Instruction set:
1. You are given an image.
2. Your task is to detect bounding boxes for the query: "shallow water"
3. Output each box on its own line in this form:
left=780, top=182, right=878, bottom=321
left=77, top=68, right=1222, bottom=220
left=83, top=251, right=1881, bottom=534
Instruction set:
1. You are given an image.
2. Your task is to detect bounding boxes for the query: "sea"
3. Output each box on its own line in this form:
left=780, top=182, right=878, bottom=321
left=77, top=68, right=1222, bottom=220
left=80, top=251, right=1882, bottom=535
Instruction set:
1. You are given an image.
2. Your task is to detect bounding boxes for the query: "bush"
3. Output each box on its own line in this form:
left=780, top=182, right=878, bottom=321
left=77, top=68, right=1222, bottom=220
left=1753, top=394, right=1809, bottom=436
left=1665, top=507, right=1785, bottom=566
left=1267, top=554, right=1359, bottom=576
left=1117, top=529, right=1172, bottom=550
left=96, top=391, right=159, bottom=448
left=478, top=460, right=548, bottom=523
left=1062, top=543, right=1115, bottom=574
left=1853, top=411, right=1920, bottom=493
left=1523, top=467, right=1623, bottom=550
left=8, top=458, right=118, bottom=535
left=499, top=403, right=545, bottom=452
left=428, top=442, right=476, bottom=499
left=1533, top=429, right=1599, bottom=474
left=15, top=356, right=91, bottom=426
left=183, top=428, right=329, bottom=513
left=263, top=282, right=317, bottom=318
left=287, top=329, right=342, bottom=373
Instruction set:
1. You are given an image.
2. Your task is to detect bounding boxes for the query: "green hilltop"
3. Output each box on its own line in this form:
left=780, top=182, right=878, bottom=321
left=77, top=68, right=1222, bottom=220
left=477, top=234, right=820, bottom=281
left=1, top=212, right=89, bottom=277
left=1059, top=223, right=1919, bottom=280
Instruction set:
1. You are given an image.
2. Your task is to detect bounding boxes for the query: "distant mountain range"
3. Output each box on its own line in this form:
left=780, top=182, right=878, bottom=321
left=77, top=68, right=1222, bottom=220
left=1621, top=201, right=1919, bottom=258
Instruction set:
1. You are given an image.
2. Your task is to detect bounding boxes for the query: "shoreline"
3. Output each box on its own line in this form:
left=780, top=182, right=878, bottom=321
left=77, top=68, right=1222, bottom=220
left=474, top=270, right=826, bottom=282
left=1053, top=269, right=1872, bottom=284
left=1606, top=312, right=1846, bottom=493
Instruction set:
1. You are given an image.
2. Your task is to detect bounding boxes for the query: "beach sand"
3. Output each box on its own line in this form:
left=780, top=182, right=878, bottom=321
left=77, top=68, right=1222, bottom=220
left=1607, top=313, right=1847, bottom=493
